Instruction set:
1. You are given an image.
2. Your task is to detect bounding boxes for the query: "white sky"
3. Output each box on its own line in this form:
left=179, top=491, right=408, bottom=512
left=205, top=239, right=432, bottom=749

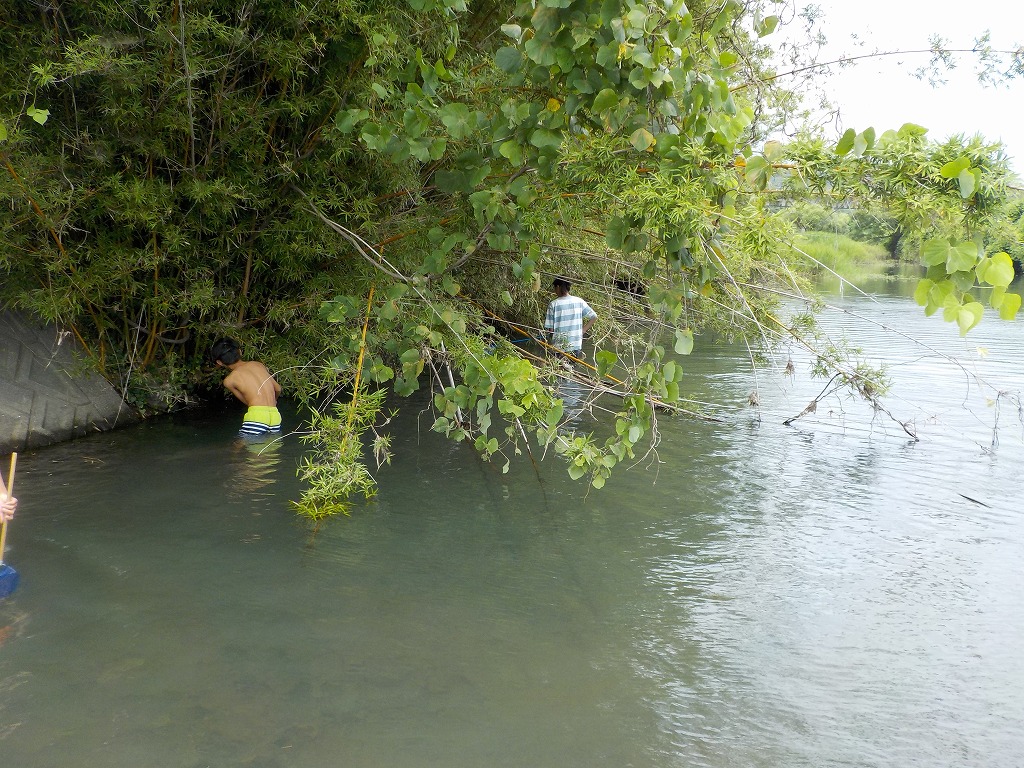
left=780, top=1, right=1024, bottom=175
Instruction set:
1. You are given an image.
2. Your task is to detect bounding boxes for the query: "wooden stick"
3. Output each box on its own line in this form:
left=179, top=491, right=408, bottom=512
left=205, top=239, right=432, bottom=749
left=0, top=452, right=17, bottom=565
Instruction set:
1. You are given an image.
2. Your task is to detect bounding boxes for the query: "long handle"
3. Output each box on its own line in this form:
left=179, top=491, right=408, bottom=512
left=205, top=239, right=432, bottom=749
left=0, top=452, right=17, bottom=565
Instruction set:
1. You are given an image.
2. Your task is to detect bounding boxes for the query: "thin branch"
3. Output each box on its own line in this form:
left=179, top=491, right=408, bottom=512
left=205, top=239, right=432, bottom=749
left=291, top=183, right=411, bottom=283
left=736, top=46, right=1024, bottom=92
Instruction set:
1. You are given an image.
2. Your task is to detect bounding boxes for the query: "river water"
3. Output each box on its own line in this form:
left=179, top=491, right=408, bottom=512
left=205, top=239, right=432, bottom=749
left=1, top=279, right=1022, bottom=767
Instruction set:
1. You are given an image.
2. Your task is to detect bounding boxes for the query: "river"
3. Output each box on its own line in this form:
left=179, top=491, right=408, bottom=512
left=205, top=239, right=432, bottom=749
left=1, top=277, right=1022, bottom=767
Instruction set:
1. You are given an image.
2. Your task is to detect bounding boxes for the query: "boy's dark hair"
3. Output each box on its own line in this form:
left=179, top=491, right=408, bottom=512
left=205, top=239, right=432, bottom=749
left=552, top=277, right=572, bottom=291
left=210, top=337, right=241, bottom=365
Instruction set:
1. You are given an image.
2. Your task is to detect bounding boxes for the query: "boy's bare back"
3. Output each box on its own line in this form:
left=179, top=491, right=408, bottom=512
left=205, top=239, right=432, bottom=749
left=223, top=360, right=281, bottom=407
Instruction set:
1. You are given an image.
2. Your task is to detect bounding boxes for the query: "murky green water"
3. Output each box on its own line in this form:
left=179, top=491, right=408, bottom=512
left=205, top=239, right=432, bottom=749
left=2, top=280, right=1023, bottom=767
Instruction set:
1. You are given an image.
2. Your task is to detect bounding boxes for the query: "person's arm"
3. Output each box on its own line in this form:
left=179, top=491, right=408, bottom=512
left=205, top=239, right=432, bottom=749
left=0, top=484, right=16, bottom=523
left=223, top=374, right=251, bottom=406
left=582, top=304, right=597, bottom=335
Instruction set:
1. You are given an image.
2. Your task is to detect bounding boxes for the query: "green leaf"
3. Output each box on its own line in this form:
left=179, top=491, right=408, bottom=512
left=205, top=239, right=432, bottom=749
left=591, top=473, right=606, bottom=489
left=568, top=464, right=586, bottom=480
left=498, top=140, right=523, bottom=166
left=386, top=283, right=409, bottom=300
left=605, top=216, right=626, bottom=249
left=629, top=128, right=655, bottom=151
left=957, top=302, right=984, bottom=336
left=434, top=169, right=470, bottom=193
left=408, top=136, right=435, bottom=162
left=595, top=349, right=618, bottom=376
left=744, top=155, right=768, bottom=186
left=500, top=23, right=522, bottom=40
left=529, top=128, right=562, bottom=149
left=627, top=425, right=641, bottom=443
left=546, top=401, right=564, bottom=425
left=913, top=278, right=934, bottom=306
left=998, top=292, right=1021, bottom=320
left=524, top=36, right=557, bottom=66
left=370, top=363, right=395, bottom=382
left=335, top=108, right=369, bottom=133
left=440, top=103, right=474, bottom=139
left=762, top=140, right=784, bottom=161
left=939, top=156, right=971, bottom=178
left=835, top=128, right=856, bottom=156
left=957, top=167, right=976, bottom=198
left=674, top=328, right=694, bottom=355
left=947, top=242, right=979, bottom=273
left=0, top=122, right=6, bottom=142
left=600, top=0, right=619, bottom=24
left=360, top=124, right=389, bottom=151
left=921, top=238, right=949, bottom=267
left=592, top=88, right=619, bottom=113
left=26, top=106, right=49, bottom=125
left=925, top=280, right=954, bottom=316
left=498, top=399, right=526, bottom=418
left=595, top=41, right=619, bottom=69
left=852, top=128, right=875, bottom=157
left=942, top=297, right=960, bottom=323
left=952, top=269, right=975, bottom=293
left=897, top=123, right=928, bottom=138
left=757, top=14, right=779, bottom=37
left=981, top=252, right=1015, bottom=288
left=495, top=46, right=522, bottom=73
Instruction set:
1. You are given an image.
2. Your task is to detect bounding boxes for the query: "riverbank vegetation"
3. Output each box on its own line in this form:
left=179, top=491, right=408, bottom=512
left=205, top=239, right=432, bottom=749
left=1, top=0, right=1021, bottom=514
left=786, top=232, right=889, bottom=284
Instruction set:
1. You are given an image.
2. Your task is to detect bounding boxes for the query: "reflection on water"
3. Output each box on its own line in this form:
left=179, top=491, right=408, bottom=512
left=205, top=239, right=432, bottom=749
left=1, top=290, right=1023, bottom=767
left=229, top=436, right=286, bottom=498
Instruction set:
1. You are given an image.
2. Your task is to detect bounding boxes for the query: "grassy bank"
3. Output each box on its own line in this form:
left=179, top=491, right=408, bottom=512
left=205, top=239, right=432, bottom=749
left=788, top=231, right=893, bottom=283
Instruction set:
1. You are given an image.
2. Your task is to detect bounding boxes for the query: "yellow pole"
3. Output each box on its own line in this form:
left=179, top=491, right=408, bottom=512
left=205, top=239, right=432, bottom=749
left=345, top=285, right=375, bottom=435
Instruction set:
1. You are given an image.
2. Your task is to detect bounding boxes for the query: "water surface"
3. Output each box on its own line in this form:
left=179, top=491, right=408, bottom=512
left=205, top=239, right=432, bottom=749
left=1, top=282, right=1022, bottom=767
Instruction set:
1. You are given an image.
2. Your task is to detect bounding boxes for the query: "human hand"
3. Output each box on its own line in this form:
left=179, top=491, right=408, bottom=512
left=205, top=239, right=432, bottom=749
left=0, top=493, right=16, bottom=523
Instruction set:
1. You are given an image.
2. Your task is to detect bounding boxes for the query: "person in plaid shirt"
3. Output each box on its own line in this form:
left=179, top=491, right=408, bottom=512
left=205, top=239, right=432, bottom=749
left=544, top=277, right=597, bottom=357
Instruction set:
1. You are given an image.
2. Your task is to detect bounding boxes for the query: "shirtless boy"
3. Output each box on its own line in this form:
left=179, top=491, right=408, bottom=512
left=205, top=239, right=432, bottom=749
left=210, top=338, right=283, bottom=437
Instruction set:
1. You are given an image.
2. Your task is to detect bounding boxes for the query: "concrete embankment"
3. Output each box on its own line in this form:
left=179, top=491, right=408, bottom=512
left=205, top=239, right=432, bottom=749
left=0, top=310, right=138, bottom=453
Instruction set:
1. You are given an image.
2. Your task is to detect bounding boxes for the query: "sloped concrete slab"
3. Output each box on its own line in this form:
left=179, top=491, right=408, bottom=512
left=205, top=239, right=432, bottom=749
left=0, top=311, right=138, bottom=452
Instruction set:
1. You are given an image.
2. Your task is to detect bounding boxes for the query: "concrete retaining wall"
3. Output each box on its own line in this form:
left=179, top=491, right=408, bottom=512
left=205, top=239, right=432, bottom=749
left=0, top=311, right=138, bottom=453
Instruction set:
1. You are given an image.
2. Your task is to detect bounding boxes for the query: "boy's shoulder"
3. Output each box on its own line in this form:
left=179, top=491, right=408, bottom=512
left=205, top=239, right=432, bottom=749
left=237, top=359, right=272, bottom=375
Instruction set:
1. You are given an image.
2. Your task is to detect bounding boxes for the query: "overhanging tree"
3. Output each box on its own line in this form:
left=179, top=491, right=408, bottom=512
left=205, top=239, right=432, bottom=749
left=1, top=0, right=1019, bottom=517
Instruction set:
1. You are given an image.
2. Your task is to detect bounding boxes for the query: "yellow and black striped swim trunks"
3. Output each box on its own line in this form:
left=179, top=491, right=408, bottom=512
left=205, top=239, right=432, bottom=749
left=240, top=405, right=282, bottom=437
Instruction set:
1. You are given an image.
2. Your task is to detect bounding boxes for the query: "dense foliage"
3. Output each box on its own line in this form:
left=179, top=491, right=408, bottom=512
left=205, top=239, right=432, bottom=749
left=1, top=0, right=1019, bottom=514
